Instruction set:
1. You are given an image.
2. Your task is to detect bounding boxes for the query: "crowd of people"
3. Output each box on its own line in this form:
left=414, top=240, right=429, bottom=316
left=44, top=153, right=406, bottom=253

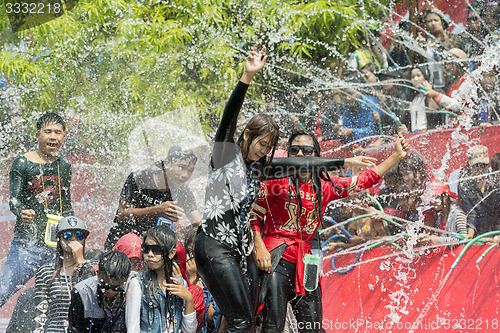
left=1, top=6, right=500, bottom=331
left=277, top=2, right=500, bottom=145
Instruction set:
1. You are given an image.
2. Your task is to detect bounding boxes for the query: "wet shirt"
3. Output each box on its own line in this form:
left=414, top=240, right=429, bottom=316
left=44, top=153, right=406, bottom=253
left=458, top=174, right=498, bottom=235
left=68, top=276, right=126, bottom=333
left=9, top=156, right=73, bottom=244
left=200, top=81, right=258, bottom=260
left=342, top=95, right=383, bottom=144
left=112, top=169, right=197, bottom=237
left=249, top=170, right=381, bottom=294
left=33, top=262, right=97, bottom=333
left=200, top=81, right=346, bottom=262
left=250, top=170, right=382, bottom=263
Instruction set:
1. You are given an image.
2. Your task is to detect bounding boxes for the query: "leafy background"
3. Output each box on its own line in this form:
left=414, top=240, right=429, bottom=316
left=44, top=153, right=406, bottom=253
left=0, top=0, right=389, bottom=168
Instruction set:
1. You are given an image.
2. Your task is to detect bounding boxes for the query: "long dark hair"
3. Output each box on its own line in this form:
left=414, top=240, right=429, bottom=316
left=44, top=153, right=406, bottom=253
left=287, top=131, right=324, bottom=231
left=142, top=225, right=177, bottom=318
left=406, top=66, right=430, bottom=101
left=237, top=114, right=280, bottom=175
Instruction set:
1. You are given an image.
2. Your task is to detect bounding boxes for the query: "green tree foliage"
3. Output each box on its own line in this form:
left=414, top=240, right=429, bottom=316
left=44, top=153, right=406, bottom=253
left=0, top=0, right=389, bottom=161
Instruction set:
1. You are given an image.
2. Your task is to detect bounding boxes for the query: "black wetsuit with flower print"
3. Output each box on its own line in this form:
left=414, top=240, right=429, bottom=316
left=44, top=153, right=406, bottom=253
left=195, top=81, right=345, bottom=333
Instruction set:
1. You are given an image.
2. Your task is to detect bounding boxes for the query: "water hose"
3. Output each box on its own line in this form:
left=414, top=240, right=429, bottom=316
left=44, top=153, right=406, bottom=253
left=321, top=113, right=336, bottom=125
left=476, top=243, right=498, bottom=264
left=356, top=98, right=383, bottom=136
left=450, top=231, right=500, bottom=269
left=320, top=220, right=359, bottom=274
left=323, top=216, right=353, bottom=239
left=361, top=240, right=385, bottom=251
left=438, top=110, right=459, bottom=117
left=389, top=111, right=404, bottom=127
left=366, top=194, right=384, bottom=212
left=331, top=247, right=360, bottom=274
left=366, top=194, right=391, bottom=235
left=323, top=234, right=359, bottom=274
left=417, top=84, right=459, bottom=118
left=277, top=107, right=307, bottom=131
left=321, top=234, right=351, bottom=252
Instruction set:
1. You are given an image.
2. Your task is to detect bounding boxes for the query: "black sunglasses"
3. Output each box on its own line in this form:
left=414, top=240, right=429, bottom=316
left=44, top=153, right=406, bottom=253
left=142, top=243, right=163, bottom=255
left=288, top=145, right=314, bottom=156
left=99, top=282, right=124, bottom=293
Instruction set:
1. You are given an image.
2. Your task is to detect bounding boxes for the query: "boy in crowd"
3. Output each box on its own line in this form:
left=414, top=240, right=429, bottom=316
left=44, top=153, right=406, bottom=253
left=0, top=113, right=73, bottom=309
left=68, top=250, right=131, bottom=332
left=104, top=145, right=201, bottom=250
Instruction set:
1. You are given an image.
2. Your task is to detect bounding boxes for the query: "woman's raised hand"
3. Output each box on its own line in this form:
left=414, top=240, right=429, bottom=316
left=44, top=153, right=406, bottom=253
left=241, top=43, right=267, bottom=84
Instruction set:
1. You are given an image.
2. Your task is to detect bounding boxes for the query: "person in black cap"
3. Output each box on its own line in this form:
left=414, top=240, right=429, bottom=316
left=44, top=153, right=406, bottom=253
left=7, top=216, right=97, bottom=333
left=104, top=145, right=201, bottom=250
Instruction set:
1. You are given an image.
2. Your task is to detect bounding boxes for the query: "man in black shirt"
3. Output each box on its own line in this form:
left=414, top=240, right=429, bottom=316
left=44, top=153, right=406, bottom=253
left=104, top=146, right=201, bottom=250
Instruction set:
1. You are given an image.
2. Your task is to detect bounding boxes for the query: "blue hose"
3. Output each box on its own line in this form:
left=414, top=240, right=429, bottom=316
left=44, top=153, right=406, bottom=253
left=323, top=216, right=353, bottom=239
left=331, top=247, right=360, bottom=274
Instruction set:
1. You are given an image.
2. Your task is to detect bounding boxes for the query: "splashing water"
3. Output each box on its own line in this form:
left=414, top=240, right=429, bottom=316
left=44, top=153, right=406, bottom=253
left=1, top=0, right=500, bottom=331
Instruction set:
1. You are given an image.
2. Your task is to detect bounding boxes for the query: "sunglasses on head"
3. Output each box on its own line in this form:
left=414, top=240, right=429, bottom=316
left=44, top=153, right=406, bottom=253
left=141, top=243, right=163, bottom=255
left=288, top=145, right=314, bottom=156
left=99, top=282, right=124, bottom=293
left=61, top=230, right=86, bottom=241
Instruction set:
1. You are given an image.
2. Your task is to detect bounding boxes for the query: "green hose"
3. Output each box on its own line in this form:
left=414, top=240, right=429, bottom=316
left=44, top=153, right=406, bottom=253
left=362, top=240, right=385, bottom=250
left=438, top=110, right=459, bottom=117
left=367, top=194, right=384, bottom=212
left=451, top=231, right=500, bottom=269
left=278, top=108, right=307, bottom=131
left=366, top=194, right=391, bottom=235
left=381, top=216, right=403, bottom=229
left=476, top=243, right=498, bottom=264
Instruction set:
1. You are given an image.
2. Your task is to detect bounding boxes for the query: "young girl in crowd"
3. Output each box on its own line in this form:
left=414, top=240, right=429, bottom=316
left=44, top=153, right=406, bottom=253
left=195, top=44, right=380, bottom=333
left=127, top=225, right=196, bottom=333
left=33, top=216, right=96, bottom=332
left=249, top=131, right=409, bottom=333
left=407, top=66, right=440, bottom=132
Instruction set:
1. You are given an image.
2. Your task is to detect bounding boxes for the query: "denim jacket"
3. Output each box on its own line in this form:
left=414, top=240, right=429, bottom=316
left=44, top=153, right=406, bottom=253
left=138, top=270, right=186, bottom=333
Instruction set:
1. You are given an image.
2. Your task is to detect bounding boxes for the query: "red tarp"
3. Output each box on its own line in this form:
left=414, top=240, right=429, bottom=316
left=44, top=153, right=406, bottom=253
left=1, top=124, right=500, bottom=329
left=320, top=124, right=500, bottom=183
left=321, top=245, right=500, bottom=333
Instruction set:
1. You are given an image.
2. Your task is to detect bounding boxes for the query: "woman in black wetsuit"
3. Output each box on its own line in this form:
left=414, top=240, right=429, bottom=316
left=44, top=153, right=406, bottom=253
left=195, top=44, right=377, bottom=333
